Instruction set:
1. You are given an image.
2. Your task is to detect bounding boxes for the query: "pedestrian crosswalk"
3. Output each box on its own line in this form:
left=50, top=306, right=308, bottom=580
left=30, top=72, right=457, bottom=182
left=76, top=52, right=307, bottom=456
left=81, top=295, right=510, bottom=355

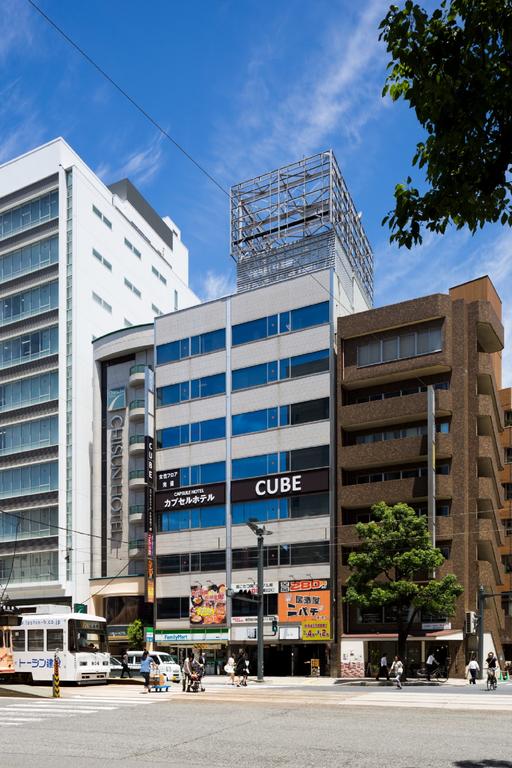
left=0, top=692, right=166, bottom=726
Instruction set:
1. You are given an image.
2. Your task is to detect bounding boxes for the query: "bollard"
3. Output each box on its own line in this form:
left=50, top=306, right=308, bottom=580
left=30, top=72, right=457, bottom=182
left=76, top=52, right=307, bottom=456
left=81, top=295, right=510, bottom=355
left=53, top=649, right=60, bottom=698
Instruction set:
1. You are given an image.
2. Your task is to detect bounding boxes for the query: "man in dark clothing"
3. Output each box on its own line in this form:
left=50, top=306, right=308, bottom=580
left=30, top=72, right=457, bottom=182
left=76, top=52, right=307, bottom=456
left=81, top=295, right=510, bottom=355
left=120, top=650, right=131, bottom=679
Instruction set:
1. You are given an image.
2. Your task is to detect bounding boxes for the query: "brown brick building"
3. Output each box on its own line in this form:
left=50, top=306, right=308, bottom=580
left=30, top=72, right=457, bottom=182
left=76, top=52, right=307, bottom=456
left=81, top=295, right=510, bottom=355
left=337, top=276, right=507, bottom=678
left=499, top=387, right=512, bottom=658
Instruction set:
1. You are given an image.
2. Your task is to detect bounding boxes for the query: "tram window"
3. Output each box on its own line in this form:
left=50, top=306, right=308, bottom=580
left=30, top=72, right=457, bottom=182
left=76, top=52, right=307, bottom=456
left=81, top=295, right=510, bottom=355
left=12, top=629, right=25, bottom=651
left=27, top=629, right=44, bottom=651
left=47, top=629, right=63, bottom=651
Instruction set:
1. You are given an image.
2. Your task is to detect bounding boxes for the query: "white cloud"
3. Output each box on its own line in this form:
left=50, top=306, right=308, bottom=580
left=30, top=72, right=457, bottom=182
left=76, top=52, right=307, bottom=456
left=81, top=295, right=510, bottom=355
left=0, top=1, right=33, bottom=60
left=214, top=0, right=386, bottom=182
left=198, top=269, right=236, bottom=302
left=95, top=133, right=165, bottom=187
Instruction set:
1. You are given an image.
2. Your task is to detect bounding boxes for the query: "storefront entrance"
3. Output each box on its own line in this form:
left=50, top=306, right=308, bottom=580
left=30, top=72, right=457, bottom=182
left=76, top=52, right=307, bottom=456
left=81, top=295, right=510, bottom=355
left=234, top=643, right=330, bottom=676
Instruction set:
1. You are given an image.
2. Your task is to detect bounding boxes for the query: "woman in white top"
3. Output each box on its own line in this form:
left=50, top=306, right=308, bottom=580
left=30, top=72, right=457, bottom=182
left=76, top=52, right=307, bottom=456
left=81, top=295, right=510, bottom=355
left=224, top=655, right=235, bottom=685
left=467, top=657, right=480, bottom=685
left=390, top=656, right=404, bottom=689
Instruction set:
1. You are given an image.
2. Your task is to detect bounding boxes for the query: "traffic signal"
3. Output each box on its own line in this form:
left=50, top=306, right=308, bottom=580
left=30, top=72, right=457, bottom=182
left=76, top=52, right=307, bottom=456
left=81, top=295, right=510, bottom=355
left=272, top=618, right=278, bottom=634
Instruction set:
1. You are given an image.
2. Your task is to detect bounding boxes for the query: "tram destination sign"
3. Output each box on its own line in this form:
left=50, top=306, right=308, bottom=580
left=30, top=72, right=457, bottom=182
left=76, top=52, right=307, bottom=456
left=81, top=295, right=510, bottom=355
left=231, top=467, right=329, bottom=503
left=155, top=482, right=225, bottom=511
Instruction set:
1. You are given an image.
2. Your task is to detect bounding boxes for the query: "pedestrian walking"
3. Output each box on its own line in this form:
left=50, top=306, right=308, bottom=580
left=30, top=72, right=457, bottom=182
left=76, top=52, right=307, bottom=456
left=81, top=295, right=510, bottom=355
left=120, top=650, right=131, bottom=679
left=224, top=653, right=235, bottom=685
left=467, top=656, right=480, bottom=684
left=235, top=649, right=246, bottom=687
left=182, top=650, right=193, bottom=692
left=375, top=654, right=389, bottom=681
left=140, top=649, right=152, bottom=693
left=390, top=656, right=403, bottom=689
left=426, top=652, right=438, bottom=681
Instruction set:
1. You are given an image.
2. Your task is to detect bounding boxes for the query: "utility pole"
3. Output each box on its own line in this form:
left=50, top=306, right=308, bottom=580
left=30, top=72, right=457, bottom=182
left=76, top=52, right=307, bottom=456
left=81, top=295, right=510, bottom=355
left=246, top=521, right=272, bottom=682
left=477, top=585, right=501, bottom=680
left=427, top=384, right=436, bottom=551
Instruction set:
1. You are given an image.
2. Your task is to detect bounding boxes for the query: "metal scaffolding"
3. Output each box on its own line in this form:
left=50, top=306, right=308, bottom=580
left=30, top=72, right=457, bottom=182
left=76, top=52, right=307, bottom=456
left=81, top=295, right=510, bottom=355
left=230, top=150, right=374, bottom=302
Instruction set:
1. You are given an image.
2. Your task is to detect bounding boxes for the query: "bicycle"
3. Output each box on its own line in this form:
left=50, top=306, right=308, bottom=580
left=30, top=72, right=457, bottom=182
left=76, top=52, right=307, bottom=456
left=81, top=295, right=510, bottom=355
left=413, top=664, right=448, bottom=683
left=486, top=668, right=498, bottom=691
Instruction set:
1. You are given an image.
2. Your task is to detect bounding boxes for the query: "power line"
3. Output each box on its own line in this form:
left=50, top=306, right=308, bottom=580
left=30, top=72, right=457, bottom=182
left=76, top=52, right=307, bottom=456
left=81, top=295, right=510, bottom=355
left=26, top=0, right=231, bottom=200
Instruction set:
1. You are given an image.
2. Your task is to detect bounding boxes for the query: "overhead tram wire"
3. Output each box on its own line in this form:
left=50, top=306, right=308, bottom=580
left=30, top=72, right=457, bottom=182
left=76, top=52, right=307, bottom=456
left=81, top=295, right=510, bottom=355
left=26, top=0, right=231, bottom=203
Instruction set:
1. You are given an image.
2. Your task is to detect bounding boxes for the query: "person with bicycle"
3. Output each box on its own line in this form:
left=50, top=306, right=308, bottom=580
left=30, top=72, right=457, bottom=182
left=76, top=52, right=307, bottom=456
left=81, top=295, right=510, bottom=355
left=486, top=651, right=499, bottom=689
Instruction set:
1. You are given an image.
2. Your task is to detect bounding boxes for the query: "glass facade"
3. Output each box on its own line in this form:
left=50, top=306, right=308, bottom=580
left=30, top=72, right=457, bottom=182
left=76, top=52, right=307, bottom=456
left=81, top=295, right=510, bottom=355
left=0, top=461, right=58, bottom=499
left=0, top=190, right=58, bottom=241
left=232, top=398, right=329, bottom=436
left=232, top=301, right=329, bottom=346
left=232, top=349, right=329, bottom=391
left=0, top=235, right=58, bottom=282
left=157, top=373, right=226, bottom=406
left=0, top=325, right=58, bottom=369
left=179, top=461, right=226, bottom=486
left=0, top=414, right=58, bottom=456
left=0, top=506, right=58, bottom=542
left=232, top=445, right=329, bottom=479
left=232, top=492, right=329, bottom=524
left=0, top=280, right=58, bottom=326
left=0, top=371, right=58, bottom=413
left=158, top=505, right=226, bottom=532
left=156, top=328, right=226, bottom=365
left=0, top=550, right=58, bottom=584
left=157, top=417, right=226, bottom=448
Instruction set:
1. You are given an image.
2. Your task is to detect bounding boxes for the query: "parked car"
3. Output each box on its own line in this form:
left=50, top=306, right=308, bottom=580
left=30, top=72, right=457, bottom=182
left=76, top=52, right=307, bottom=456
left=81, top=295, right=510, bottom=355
left=126, top=650, right=181, bottom=682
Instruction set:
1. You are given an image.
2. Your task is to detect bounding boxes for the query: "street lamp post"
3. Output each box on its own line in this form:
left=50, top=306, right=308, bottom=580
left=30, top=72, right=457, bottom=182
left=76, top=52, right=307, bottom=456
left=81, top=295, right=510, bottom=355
left=246, top=520, right=272, bottom=682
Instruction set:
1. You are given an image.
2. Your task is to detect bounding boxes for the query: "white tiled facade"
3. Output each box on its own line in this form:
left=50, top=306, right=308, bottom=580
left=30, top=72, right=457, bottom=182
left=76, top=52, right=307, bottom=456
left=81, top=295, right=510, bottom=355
left=153, top=268, right=370, bottom=667
left=0, top=138, right=197, bottom=609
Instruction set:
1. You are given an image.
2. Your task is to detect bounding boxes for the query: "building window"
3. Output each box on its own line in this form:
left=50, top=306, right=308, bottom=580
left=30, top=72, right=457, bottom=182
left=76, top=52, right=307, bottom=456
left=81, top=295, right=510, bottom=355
left=156, top=373, right=226, bottom=407
left=151, top=265, right=167, bottom=285
left=502, top=519, right=512, bottom=536
left=348, top=462, right=450, bottom=486
left=0, top=505, right=58, bottom=542
left=175, top=461, right=226, bottom=487
left=0, top=461, right=58, bottom=500
left=0, top=414, right=58, bottom=456
left=232, top=398, right=329, bottom=437
left=92, top=291, right=112, bottom=313
left=156, top=417, right=226, bottom=448
left=156, top=328, right=226, bottom=364
left=232, top=301, right=329, bottom=346
left=156, top=597, right=190, bottom=620
left=0, top=190, right=58, bottom=242
left=0, top=371, right=58, bottom=414
left=354, top=421, right=450, bottom=445
left=232, top=493, right=329, bottom=525
left=152, top=304, right=162, bottom=317
left=504, top=483, right=512, bottom=500
left=505, top=411, right=512, bottom=427
left=124, top=237, right=141, bottom=258
left=506, top=448, right=512, bottom=464
left=0, top=235, right=58, bottom=282
left=92, top=248, right=112, bottom=271
left=157, top=550, right=226, bottom=575
left=124, top=278, right=141, bottom=298
left=92, top=204, right=112, bottom=229
left=437, top=542, right=452, bottom=560
left=357, top=323, right=443, bottom=367
left=232, top=349, right=329, bottom=392
left=502, top=554, right=512, bottom=573
left=350, top=380, right=449, bottom=405
left=0, top=280, right=58, bottom=327
left=158, top=505, right=226, bottom=532
left=0, top=326, right=58, bottom=370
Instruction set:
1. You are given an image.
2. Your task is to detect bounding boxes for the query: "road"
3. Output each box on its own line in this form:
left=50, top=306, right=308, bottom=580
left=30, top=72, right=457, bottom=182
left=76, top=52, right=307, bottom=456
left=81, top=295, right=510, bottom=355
left=0, top=681, right=511, bottom=767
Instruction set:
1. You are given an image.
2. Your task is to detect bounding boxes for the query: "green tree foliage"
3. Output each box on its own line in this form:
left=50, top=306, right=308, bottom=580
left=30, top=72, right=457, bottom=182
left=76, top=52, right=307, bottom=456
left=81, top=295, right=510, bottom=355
left=345, top=502, right=463, bottom=663
left=126, top=618, right=145, bottom=650
left=379, top=0, right=512, bottom=248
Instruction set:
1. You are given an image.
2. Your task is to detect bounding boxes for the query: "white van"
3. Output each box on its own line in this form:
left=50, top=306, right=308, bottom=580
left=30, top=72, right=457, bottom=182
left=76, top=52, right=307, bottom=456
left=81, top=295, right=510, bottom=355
left=126, top=650, right=181, bottom=683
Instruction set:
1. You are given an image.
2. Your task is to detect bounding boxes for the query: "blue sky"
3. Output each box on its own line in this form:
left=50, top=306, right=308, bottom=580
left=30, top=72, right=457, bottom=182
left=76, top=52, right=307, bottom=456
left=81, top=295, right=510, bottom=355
left=2, top=0, right=511, bottom=382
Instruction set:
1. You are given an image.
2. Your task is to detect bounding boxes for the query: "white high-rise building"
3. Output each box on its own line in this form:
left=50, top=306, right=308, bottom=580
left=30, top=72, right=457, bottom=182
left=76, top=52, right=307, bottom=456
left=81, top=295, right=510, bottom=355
left=0, top=138, right=198, bottom=610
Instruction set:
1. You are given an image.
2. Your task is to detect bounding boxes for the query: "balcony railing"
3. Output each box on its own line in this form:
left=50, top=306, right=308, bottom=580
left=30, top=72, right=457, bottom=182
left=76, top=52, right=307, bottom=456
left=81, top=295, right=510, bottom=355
left=129, top=400, right=145, bottom=410
left=128, top=470, right=145, bottom=480
left=129, top=364, right=147, bottom=375
left=128, top=539, right=144, bottom=551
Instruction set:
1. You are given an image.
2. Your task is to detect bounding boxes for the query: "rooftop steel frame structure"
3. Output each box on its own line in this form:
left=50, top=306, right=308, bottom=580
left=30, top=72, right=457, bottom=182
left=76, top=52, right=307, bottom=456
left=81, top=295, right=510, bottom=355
left=230, top=150, right=373, bottom=302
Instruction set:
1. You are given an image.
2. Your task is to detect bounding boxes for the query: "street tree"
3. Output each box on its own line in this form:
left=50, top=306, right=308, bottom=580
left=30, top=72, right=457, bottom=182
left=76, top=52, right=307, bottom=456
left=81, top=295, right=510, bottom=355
left=127, top=618, right=145, bottom=650
left=345, top=501, right=463, bottom=665
left=379, top=0, right=512, bottom=248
